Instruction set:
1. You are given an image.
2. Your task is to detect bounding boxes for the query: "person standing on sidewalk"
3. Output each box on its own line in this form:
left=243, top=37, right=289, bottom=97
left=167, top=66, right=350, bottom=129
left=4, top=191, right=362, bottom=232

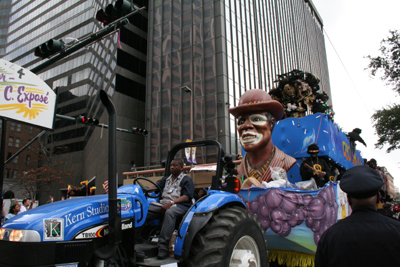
left=315, top=165, right=400, bottom=266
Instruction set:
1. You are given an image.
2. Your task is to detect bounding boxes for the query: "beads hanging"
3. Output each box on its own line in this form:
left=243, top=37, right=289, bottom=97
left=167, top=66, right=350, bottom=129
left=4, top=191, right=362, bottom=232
left=165, top=173, right=184, bottom=194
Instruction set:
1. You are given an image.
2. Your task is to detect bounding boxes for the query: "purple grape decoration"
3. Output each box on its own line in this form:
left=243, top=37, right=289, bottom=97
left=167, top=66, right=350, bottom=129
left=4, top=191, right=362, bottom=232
left=287, top=214, right=298, bottom=227
left=306, top=216, right=314, bottom=228
left=249, top=200, right=259, bottom=213
left=270, top=221, right=282, bottom=234
left=259, top=205, right=271, bottom=219
left=280, top=192, right=298, bottom=214
left=257, top=194, right=267, bottom=206
left=311, top=219, right=321, bottom=232
left=309, top=197, right=325, bottom=219
left=297, top=194, right=304, bottom=206
left=266, top=189, right=284, bottom=209
left=270, top=209, right=287, bottom=224
left=303, top=194, right=313, bottom=206
left=279, top=222, right=291, bottom=237
left=239, top=184, right=341, bottom=247
left=293, top=209, right=305, bottom=225
left=259, top=218, right=271, bottom=230
left=325, top=205, right=333, bottom=227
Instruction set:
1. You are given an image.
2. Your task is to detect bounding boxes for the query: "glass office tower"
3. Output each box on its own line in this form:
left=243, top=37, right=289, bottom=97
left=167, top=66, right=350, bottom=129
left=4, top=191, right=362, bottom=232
left=0, top=0, right=148, bottom=199
left=145, top=0, right=330, bottom=166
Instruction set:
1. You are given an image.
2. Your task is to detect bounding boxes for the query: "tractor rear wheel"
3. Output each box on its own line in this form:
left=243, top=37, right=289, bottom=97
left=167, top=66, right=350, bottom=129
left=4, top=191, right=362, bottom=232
left=185, top=206, right=268, bottom=267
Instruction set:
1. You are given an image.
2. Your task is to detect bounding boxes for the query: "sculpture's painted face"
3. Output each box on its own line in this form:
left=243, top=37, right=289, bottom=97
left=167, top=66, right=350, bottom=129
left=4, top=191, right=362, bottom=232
left=237, top=113, right=275, bottom=152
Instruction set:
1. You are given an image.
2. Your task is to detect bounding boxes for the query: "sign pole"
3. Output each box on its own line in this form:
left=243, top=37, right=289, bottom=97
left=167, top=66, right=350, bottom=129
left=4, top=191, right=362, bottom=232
left=0, top=118, right=7, bottom=222
left=4, top=130, right=46, bottom=165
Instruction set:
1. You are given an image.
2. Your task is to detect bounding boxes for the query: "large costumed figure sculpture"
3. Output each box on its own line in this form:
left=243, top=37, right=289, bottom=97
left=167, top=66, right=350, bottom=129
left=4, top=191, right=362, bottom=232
left=228, top=89, right=297, bottom=182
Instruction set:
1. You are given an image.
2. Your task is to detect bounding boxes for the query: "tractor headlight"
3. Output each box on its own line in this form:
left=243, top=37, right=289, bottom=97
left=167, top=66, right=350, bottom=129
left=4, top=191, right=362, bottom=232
left=0, top=228, right=40, bottom=242
left=10, top=230, right=23, bottom=242
left=0, top=228, right=5, bottom=239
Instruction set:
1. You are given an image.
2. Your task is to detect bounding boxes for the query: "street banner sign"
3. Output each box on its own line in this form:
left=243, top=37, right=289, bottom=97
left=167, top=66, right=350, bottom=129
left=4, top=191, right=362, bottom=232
left=0, top=59, right=56, bottom=129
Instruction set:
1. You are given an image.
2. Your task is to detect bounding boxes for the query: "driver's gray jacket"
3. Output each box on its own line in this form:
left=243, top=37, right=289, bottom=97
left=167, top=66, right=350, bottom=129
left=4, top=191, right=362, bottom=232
left=156, top=173, right=195, bottom=212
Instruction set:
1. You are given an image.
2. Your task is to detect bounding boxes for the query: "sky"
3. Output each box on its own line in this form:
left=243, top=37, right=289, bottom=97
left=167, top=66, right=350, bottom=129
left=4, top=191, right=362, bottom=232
left=311, top=0, right=400, bottom=189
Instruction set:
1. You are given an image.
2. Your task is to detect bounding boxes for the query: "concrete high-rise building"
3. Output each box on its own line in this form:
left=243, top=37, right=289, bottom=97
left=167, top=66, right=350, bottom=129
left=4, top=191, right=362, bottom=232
left=0, top=0, right=330, bottom=199
left=145, top=0, right=330, bottom=166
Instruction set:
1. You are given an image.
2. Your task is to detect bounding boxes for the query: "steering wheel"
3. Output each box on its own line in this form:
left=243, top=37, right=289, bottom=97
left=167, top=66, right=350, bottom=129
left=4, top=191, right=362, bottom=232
left=133, top=177, right=162, bottom=199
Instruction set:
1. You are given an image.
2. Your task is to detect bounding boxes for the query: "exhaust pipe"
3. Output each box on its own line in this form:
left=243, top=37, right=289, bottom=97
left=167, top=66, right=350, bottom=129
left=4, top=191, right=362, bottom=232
left=99, top=90, right=121, bottom=245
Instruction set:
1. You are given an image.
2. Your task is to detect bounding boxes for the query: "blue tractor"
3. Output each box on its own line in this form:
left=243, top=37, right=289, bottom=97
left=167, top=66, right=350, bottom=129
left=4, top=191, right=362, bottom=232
left=0, top=91, right=267, bottom=267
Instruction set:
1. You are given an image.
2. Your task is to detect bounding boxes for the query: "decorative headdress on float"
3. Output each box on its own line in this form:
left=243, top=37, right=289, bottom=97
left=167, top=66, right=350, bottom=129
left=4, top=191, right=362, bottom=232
left=271, top=69, right=335, bottom=121
left=228, top=89, right=284, bottom=121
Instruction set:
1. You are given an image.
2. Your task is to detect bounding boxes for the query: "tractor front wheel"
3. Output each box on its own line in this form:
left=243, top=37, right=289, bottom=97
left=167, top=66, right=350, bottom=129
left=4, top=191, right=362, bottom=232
left=185, top=206, right=268, bottom=267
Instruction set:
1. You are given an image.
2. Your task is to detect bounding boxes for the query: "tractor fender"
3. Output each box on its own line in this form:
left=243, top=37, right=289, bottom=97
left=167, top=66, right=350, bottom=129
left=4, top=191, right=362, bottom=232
left=174, top=191, right=246, bottom=259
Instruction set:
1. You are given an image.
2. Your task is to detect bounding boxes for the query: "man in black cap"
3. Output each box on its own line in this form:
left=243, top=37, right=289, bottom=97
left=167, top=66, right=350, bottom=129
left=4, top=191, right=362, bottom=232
left=315, top=165, right=400, bottom=266
left=300, top=144, right=332, bottom=187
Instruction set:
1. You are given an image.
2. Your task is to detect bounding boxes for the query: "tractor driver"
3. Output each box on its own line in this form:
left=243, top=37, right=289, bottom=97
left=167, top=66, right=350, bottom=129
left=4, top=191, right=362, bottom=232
left=146, top=159, right=195, bottom=259
left=228, top=89, right=296, bottom=183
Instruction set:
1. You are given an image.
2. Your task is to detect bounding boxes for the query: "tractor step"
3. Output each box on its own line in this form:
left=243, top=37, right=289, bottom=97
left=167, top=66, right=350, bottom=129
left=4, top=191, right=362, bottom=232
left=133, top=257, right=180, bottom=266
left=133, top=243, right=181, bottom=266
left=135, top=242, right=159, bottom=258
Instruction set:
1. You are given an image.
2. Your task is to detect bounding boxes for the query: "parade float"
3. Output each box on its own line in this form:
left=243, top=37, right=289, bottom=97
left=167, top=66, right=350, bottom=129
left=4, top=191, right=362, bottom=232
left=238, top=113, right=361, bottom=266
left=235, top=70, right=364, bottom=267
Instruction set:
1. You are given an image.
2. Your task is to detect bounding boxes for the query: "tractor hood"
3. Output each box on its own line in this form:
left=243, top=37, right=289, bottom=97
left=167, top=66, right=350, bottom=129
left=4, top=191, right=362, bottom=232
left=1, top=185, right=149, bottom=241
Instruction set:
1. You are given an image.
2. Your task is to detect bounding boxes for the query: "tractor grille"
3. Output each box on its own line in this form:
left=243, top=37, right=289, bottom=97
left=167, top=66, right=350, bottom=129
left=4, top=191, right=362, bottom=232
left=56, top=240, right=92, bottom=264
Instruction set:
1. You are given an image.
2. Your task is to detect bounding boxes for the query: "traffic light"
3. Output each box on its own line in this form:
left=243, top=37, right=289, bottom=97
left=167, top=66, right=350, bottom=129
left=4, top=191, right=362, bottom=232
left=77, top=115, right=100, bottom=126
left=96, top=0, right=134, bottom=26
left=34, top=39, right=65, bottom=59
left=132, top=127, right=148, bottom=136
left=95, top=7, right=113, bottom=25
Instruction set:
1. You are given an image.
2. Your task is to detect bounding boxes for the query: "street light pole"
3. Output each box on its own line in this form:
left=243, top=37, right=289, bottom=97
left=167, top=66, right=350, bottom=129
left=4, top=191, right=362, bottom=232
left=182, top=86, right=193, bottom=141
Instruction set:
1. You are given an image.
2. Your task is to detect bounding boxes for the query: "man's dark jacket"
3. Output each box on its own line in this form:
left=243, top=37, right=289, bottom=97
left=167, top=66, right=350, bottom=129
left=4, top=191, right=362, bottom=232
left=315, top=205, right=400, bottom=266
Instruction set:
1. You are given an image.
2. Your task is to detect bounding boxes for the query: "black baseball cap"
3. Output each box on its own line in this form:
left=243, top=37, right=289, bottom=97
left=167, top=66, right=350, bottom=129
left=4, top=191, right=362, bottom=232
left=340, top=165, right=383, bottom=199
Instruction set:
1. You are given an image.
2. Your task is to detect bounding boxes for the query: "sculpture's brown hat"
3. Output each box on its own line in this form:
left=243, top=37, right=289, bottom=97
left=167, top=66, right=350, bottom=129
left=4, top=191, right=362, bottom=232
left=229, top=89, right=284, bottom=120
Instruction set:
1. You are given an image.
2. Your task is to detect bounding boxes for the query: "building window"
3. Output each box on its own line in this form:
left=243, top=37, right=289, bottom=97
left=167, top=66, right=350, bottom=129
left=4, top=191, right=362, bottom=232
left=16, top=124, right=21, bottom=132
left=29, top=126, right=33, bottom=134
left=12, top=169, right=17, bottom=178
left=5, top=169, right=10, bottom=178
left=7, top=152, right=12, bottom=159
left=8, top=137, right=13, bottom=146
left=13, top=156, right=18, bottom=164
left=10, top=122, right=15, bottom=131
left=26, top=155, right=30, bottom=165
left=15, top=138, right=20, bottom=148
